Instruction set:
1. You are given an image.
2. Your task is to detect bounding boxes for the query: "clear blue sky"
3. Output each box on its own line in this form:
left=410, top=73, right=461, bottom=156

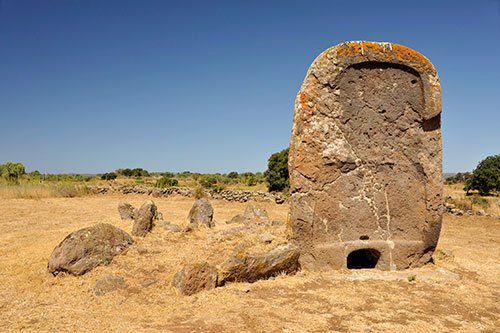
left=0, top=0, right=498, bottom=174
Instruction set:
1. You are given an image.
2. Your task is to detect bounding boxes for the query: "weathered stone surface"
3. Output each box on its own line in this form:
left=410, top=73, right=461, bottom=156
left=132, top=201, right=157, bottom=236
left=172, top=262, right=218, bottom=296
left=187, top=198, right=214, bottom=228
left=155, top=211, right=164, bottom=220
left=221, top=225, right=252, bottom=237
left=289, top=41, right=442, bottom=270
left=92, top=274, right=127, bottom=296
left=227, top=205, right=269, bottom=226
left=48, top=223, right=133, bottom=276
left=160, top=221, right=181, bottom=233
left=260, top=233, right=275, bottom=244
left=118, top=202, right=136, bottom=220
left=271, top=220, right=285, bottom=227
left=218, top=244, right=300, bottom=284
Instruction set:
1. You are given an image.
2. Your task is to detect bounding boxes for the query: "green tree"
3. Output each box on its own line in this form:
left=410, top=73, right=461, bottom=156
left=116, top=168, right=133, bottom=177
left=264, top=148, right=289, bottom=192
left=101, top=172, right=117, bottom=181
left=1, top=162, right=26, bottom=184
left=465, top=155, right=500, bottom=195
left=131, top=168, right=149, bottom=177
left=155, top=176, right=179, bottom=188
left=227, top=171, right=238, bottom=179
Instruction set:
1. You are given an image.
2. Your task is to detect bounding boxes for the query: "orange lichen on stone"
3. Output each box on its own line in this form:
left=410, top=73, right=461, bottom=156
left=326, top=41, right=435, bottom=75
left=390, top=43, right=434, bottom=73
left=289, top=41, right=443, bottom=271
left=298, top=91, right=309, bottom=109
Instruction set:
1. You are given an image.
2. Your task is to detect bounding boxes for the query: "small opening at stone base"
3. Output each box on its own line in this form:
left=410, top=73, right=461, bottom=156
left=347, top=249, right=381, bottom=269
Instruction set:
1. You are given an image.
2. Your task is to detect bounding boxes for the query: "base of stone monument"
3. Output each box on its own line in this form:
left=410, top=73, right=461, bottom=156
left=297, top=240, right=434, bottom=271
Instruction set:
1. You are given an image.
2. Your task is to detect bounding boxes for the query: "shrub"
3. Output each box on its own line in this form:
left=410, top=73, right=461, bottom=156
left=469, top=195, right=490, bottom=208
left=193, top=186, right=205, bottom=199
left=116, top=168, right=149, bottom=177
left=101, top=172, right=117, bottom=181
left=227, top=171, right=238, bottom=179
left=245, top=174, right=257, bottom=186
left=116, top=168, right=133, bottom=177
left=1, top=162, right=26, bottom=184
left=25, top=170, right=42, bottom=182
left=162, top=172, right=175, bottom=178
left=200, top=176, right=217, bottom=189
left=155, top=176, right=179, bottom=188
left=465, top=155, right=500, bottom=195
left=264, top=148, right=289, bottom=192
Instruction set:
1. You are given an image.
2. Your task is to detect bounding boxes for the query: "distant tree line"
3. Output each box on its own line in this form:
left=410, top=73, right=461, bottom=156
left=445, top=172, right=472, bottom=185
left=5, top=153, right=496, bottom=196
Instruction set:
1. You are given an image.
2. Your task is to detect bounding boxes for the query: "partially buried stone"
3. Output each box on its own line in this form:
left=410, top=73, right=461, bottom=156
left=48, top=223, right=133, bottom=276
left=161, top=222, right=181, bottom=233
left=227, top=205, right=269, bottom=226
left=92, top=274, right=127, bottom=296
left=172, top=262, right=218, bottom=296
left=218, top=244, right=300, bottom=285
left=260, top=233, right=275, bottom=244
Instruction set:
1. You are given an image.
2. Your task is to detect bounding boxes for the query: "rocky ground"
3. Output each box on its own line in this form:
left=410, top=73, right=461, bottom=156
left=0, top=194, right=498, bottom=332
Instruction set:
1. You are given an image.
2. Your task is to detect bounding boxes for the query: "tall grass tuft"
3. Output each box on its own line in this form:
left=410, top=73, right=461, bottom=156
left=0, top=183, right=94, bottom=199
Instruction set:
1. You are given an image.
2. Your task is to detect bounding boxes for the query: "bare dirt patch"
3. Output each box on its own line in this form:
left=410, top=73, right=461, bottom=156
left=0, top=195, right=498, bottom=332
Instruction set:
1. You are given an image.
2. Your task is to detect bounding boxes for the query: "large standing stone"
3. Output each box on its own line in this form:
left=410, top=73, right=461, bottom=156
left=187, top=198, right=214, bottom=228
left=48, top=223, right=133, bottom=276
left=132, top=201, right=157, bottom=236
left=289, top=41, right=442, bottom=270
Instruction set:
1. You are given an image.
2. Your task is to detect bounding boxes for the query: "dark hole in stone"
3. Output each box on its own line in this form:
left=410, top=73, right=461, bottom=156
left=347, top=249, right=380, bottom=269
left=359, top=235, right=369, bottom=240
left=422, top=114, right=441, bottom=132
left=349, top=61, right=421, bottom=78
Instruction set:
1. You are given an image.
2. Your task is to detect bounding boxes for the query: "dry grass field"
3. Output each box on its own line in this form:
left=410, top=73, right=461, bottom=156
left=0, top=193, right=499, bottom=332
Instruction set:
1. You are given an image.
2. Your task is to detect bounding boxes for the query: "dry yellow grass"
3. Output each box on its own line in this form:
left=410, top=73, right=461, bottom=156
left=0, top=183, right=92, bottom=200
left=444, top=183, right=500, bottom=216
left=0, top=194, right=499, bottom=332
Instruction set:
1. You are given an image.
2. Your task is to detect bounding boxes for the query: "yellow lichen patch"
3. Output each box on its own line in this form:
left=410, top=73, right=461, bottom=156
left=391, top=43, right=435, bottom=73
left=324, top=41, right=436, bottom=76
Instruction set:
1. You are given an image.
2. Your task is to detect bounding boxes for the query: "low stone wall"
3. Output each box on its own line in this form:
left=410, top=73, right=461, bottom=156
left=444, top=201, right=498, bottom=218
left=87, top=185, right=287, bottom=204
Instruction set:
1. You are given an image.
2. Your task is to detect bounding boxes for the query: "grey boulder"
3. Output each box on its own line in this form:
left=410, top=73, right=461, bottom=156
left=48, top=223, right=133, bottom=276
left=187, top=198, right=214, bottom=228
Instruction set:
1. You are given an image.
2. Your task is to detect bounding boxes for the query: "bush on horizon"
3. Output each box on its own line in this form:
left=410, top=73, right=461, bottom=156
left=0, top=162, right=26, bottom=184
left=465, top=155, right=500, bottom=195
left=155, top=176, right=179, bottom=188
left=264, top=148, right=289, bottom=193
left=116, top=168, right=149, bottom=178
left=100, top=172, right=117, bottom=181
